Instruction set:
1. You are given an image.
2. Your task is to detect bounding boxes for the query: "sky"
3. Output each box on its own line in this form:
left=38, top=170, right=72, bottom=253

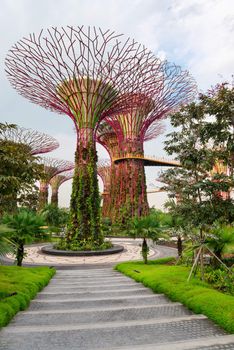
left=0, top=0, right=233, bottom=209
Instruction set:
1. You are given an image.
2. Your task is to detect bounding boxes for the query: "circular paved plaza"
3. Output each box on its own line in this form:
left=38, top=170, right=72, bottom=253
left=6, top=238, right=177, bottom=266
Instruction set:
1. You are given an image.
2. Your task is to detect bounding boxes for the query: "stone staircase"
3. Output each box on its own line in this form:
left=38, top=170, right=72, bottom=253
left=0, top=267, right=233, bottom=350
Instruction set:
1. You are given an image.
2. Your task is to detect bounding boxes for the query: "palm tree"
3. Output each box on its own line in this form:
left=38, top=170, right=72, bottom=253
left=0, top=224, right=15, bottom=258
left=129, top=214, right=166, bottom=264
left=2, top=209, right=45, bottom=266
left=205, top=224, right=234, bottom=265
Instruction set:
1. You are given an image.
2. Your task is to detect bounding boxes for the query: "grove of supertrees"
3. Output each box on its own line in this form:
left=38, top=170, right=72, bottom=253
left=50, top=170, right=74, bottom=207
left=38, top=158, right=74, bottom=211
left=5, top=25, right=196, bottom=245
left=0, top=125, right=59, bottom=155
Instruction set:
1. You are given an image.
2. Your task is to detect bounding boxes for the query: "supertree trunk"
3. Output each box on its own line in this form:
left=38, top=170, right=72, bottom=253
left=111, top=159, right=149, bottom=224
left=38, top=181, right=49, bottom=211
left=102, top=193, right=111, bottom=218
left=51, top=188, right=59, bottom=206
left=110, top=140, right=149, bottom=224
left=50, top=170, right=74, bottom=208
left=69, top=131, right=101, bottom=242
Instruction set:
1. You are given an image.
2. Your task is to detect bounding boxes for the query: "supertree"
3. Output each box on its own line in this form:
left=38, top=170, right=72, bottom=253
left=5, top=26, right=170, bottom=243
left=96, top=120, right=165, bottom=222
left=97, top=159, right=111, bottom=218
left=50, top=170, right=74, bottom=207
left=38, top=157, right=74, bottom=210
left=103, top=62, right=196, bottom=223
left=0, top=125, right=59, bottom=155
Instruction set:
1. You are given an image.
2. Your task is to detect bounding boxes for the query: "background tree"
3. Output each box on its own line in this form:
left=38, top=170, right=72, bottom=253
left=40, top=204, right=69, bottom=230
left=162, top=83, right=234, bottom=277
left=0, top=123, right=43, bottom=215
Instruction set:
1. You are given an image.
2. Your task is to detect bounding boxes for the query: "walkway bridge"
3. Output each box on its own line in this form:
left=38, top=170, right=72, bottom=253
left=113, top=154, right=180, bottom=167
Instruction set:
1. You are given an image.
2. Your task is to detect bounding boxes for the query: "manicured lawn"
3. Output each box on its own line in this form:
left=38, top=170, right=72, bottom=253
left=116, top=258, right=234, bottom=334
left=0, top=265, right=55, bottom=327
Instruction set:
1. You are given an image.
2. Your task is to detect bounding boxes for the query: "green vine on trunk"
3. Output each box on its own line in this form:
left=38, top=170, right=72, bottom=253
left=68, top=141, right=102, bottom=245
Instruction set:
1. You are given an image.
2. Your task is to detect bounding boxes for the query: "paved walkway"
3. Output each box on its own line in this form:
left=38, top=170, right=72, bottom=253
left=5, top=238, right=177, bottom=266
left=0, top=266, right=234, bottom=349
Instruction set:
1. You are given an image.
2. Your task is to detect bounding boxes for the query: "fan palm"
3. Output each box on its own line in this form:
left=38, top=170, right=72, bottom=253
left=2, top=209, right=45, bottom=266
left=0, top=224, right=15, bottom=259
left=206, top=224, right=234, bottom=262
left=129, top=215, right=166, bottom=264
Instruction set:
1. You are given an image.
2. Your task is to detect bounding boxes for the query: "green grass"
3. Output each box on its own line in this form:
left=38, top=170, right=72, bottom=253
left=0, top=265, right=55, bottom=327
left=116, top=258, right=234, bottom=334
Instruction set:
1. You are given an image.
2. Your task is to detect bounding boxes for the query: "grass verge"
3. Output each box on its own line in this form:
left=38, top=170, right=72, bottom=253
left=115, top=257, right=234, bottom=334
left=0, top=265, right=55, bottom=327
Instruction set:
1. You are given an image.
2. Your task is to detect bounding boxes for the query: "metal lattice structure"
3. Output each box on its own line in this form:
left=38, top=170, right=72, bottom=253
left=38, top=157, right=74, bottom=210
left=105, top=61, right=197, bottom=147
left=5, top=26, right=171, bottom=136
left=5, top=25, right=176, bottom=241
left=0, top=125, right=59, bottom=155
left=97, top=159, right=111, bottom=218
left=50, top=170, right=74, bottom=206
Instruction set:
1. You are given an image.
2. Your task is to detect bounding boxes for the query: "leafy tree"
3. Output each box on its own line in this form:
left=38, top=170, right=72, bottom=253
left=199, top=82, right=234, bottom=177
left=40, top=204, right=69, bottom=229
left=129, top=214, right=166, bottom=264
left=2, top=209, right=45, bottom=266
left=162, top=83, right=234, bottom=278
left=0, top=123, right=42, bottom=215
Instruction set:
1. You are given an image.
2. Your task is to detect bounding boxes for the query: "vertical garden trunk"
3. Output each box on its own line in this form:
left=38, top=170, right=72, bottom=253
left=110, top=140, right=149, bottom=224
left=38, top=181, right=48, bottom=211
left=51, top=188, right=59, bottom=206
left=69, top=130, right=101, bottom=243
left=102, top=193, right=111, bottom=218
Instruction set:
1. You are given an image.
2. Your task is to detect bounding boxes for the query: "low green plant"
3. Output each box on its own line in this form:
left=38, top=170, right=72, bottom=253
left=0, top=265, right=55, bottom=327
left=116, top=260, right=234, bottom=333
left=56, top=238, right=112, bottom=251
left=205, top=224, right=234, bottom=264
left=204, top=267, right=234, bottom=295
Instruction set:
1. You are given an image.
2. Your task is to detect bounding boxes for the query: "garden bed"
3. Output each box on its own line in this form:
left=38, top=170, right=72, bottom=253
left=0, top=265, right=55, bottom=327
left=115, top=258, right=234, bottom=334
left=41, top=244, right=124, bottom=256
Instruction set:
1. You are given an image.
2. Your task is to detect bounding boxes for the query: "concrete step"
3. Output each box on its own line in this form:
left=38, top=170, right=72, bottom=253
left=48, top=277, right=133, bottom=284
left=29, top=294, right=169, bottom=311
left=43, top=283, right=145, bottom=292
left=53, top=271, right=121, bottom=277
left=36, top=288, right=153, bottom=299
left=52, top=274, right=123, bottom=280
left=108, top=335, right=234, bottom=350
left=0, top=317, right=226, bottom=350
left=8, top=303, right=192, bottom=327
left=44, top=280, right=139, bottom=288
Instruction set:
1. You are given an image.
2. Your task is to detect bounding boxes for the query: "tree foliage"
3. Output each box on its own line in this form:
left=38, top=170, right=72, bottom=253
left=162, top=82, right=234, bottom=272
left=0, top=123, right=42, bottom=215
